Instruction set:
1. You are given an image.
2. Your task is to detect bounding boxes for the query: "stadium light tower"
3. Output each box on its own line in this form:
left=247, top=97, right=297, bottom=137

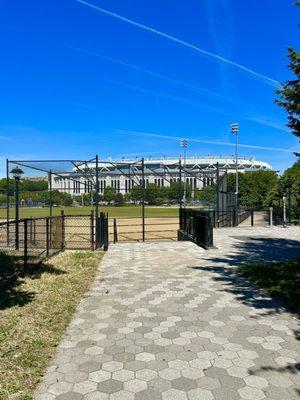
left=180, top=139, right=188, bottom=205
left=231, top=123, right=239, bottom=208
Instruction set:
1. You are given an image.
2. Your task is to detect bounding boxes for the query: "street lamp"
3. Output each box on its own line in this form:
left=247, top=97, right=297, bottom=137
left=180, top=139, right=188, bottom=205
left=286, top=177, right=292, bottom=224
left=11, top=167, right=24, bottom=250
left=230, top=123, right=239, bottom=209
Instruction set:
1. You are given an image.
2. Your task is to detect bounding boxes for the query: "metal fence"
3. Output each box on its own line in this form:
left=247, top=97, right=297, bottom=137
left=178, top=208, right=214, bottom=249
left=207, top=208, right=254, bottom=228
left=0, top=212, right=109, bottom=275
left=110, top=216, right=179, bottom=243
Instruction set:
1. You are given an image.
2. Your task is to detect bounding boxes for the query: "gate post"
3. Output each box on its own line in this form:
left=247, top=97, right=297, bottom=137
left=24, top=219, right=28, bottom=274
left=104, top=214, right=109, bottom=251
left=113, top=218, right=118, bottom=243
left=61, top=210, right=65, bottom=250
left=90, top=210, right=95, bottom=250
left=141, top=158, right=145, bottom=242
left=46, top=217, right=50, bottom=257
left=251, top=209, right=254, bottom=226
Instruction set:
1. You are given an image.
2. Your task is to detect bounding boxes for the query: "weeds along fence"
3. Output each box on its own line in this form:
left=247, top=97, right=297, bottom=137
left=0, top=212, right=108, bottom=275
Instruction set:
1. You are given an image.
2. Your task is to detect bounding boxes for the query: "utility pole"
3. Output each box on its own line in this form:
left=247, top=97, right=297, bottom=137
left=180, top=139, right=188, bottom=206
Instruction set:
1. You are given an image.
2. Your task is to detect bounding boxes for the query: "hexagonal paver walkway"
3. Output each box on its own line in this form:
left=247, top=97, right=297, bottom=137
left=34, top=226, right=300, bottom=400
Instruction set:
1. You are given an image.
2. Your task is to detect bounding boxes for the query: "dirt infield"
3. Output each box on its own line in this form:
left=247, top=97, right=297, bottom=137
left=63, top=216, right=179, bottom=248
left=0, top=216, right=180, bottom=254
left=109, top=217, right=179, bottom=242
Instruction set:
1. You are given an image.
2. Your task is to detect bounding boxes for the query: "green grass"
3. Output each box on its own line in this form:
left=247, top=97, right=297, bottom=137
left=237, top=258, right=300, bottom=316
left=0, top=205, right=179, bottom=219
left=0, top=251, right=103, bottom=400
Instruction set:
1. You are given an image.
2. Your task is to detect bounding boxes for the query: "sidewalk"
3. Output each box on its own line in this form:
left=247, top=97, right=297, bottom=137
left=34, top=226, right=300, bottom=400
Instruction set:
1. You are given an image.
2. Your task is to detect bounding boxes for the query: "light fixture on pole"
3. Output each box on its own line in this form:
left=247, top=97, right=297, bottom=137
left=11, top=167, right=24, bottom=250
left=230, top=123, right=239, bottom=210
left=180, top=139, right=188, bottom=205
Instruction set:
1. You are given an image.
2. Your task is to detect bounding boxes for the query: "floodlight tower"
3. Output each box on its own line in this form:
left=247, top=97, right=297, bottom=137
left=230, top=123, right=239, bottom=209
left=180, top=139, right=188, bottom=205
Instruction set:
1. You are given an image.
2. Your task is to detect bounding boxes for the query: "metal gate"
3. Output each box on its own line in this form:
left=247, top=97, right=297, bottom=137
left=178, top=208, right=214, bottom=249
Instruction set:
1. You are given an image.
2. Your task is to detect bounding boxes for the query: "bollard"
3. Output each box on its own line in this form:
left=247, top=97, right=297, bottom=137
left=283, top=196, right=287, bottom=226
left=269, top=207, right=273, bottom=227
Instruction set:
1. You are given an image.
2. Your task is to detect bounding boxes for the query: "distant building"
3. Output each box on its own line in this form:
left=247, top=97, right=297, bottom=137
left=52, top=156, right=272, bottom=196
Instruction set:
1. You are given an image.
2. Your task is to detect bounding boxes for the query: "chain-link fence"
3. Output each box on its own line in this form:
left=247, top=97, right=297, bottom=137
left=0, top=212, right=109, bottom=277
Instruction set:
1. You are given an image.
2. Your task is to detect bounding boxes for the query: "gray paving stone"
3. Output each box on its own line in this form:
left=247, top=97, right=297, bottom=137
left=97, top=379, right=123, bottom=394
left=56, top=393, right=83, bottom=400
left=33, top=227, right=300, bottom=400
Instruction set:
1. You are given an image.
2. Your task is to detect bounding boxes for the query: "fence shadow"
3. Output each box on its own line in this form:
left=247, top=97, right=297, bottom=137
left=0, top=254, right=65, bottom=310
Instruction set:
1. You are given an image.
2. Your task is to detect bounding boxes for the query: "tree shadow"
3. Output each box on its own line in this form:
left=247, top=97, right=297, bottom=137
left=0, top=252, right=65, bottom=310
left=199, top=235, right=299, bottom=316
left=190, top=235, right=300, bottom=380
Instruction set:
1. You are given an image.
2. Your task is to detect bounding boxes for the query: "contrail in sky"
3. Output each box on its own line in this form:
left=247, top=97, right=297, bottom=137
left=76, top=0, right=280, bottom=87
left=117, top=129, right=294, bottom=153
left=70, top=46, right=224, bottom=99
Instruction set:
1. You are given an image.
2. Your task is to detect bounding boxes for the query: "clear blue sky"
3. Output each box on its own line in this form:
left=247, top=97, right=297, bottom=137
left=0, top=0, right=299, bottom=176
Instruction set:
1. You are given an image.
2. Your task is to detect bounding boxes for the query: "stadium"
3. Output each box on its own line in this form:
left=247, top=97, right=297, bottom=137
left=51, top=155, right=272, bottom=196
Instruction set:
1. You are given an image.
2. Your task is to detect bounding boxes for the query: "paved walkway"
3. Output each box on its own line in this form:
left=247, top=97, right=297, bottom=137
left=35, top=226, right=300, bottom=400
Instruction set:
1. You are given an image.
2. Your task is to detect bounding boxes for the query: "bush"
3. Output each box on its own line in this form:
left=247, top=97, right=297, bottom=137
left=115, top=193, right=125, bottom=206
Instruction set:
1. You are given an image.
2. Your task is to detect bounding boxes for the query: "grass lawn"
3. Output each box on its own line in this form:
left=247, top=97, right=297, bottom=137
left=0, top=205, right=179, bottom=219
left=0, top=251, right=103, bottom=400
left=237, top=258, right=300, bottom=316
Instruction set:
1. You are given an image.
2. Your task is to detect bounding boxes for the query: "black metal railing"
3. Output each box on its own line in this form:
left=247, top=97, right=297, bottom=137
left=208, top=208, right=254, bottom=228
left=178, top=208, right=213, bottom=249
left=0, top=211, right=109, bottom=276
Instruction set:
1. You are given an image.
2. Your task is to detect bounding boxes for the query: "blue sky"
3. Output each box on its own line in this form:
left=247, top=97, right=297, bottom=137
left=0, top=0, right=299, bottom=176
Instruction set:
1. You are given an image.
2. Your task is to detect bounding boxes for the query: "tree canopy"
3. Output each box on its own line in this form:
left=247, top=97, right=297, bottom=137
left=275, top=2, right=300, bottom=137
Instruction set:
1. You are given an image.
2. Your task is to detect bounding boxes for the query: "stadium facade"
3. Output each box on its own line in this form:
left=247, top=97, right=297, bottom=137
left=52, top=156, right=272, bottom=196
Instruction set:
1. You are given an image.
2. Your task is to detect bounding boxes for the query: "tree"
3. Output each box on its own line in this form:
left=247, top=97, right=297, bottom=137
left=227, top=171, right=279, bottom=210
left=168, top=182, right=182, bottom=202
left=145, top=183, right=161, bottom=205
left=115, top=192, right=125, bottom=206
left=103, top=186, right=116, bottom=204
left=266, top=160, right=300, bottom=221
left=130, top=186, right=142, bottom=203
left=198, top=186, right=217, bottom=207
left=275, top=3, right=300, bottom=137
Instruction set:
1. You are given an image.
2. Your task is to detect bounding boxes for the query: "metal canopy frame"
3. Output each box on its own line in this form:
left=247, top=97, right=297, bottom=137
left=5, top=156, right=231, bottom=243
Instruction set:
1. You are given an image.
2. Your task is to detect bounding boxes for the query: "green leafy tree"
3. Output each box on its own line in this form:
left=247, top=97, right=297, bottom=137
left=198, top=186, right=217, bottom=207
left=275, top=2, right=300, bottom=137
left=124, top=192, right=131, bottom=203
left=227, top=171, right=279, bottom=210
left=115, top=192, right=125, bottom=206
left=103, top=186, right=116, bottom=204
left=145, top=183, right=161, bottom=205
left=130, top=186, right=142, bottom=203
left=266, top=160, right=300, bottom=221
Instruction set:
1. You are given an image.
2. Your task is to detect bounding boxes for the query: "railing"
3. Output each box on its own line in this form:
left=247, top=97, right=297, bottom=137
left=0, top=215, right=64, bottom=275
left=0, top=212, right=109, bottom=276
left=207, top=208, right=254, bottom=228
left=178, top=208, right=213, bottom=249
